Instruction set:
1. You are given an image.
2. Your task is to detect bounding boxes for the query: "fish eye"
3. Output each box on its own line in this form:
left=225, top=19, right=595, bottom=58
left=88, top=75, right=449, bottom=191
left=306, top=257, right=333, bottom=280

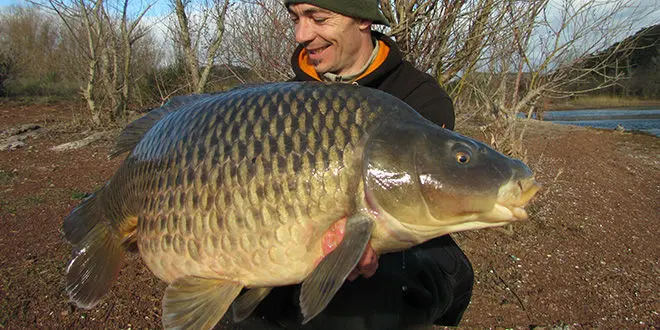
left=455, top=151, right=471, bottom=164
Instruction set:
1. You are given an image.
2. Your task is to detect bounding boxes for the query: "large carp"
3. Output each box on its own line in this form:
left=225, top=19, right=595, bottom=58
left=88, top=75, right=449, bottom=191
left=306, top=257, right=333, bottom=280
left=63, top=82, right=540, bottom=329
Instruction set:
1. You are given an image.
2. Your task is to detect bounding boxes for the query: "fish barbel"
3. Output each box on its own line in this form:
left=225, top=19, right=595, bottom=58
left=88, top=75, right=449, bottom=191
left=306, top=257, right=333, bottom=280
left=62, top=82, right=540, bottom=329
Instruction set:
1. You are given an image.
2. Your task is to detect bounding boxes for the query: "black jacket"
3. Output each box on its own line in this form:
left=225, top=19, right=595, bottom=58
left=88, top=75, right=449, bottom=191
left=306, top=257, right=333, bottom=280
left=290, top=32, right=455, bottom=130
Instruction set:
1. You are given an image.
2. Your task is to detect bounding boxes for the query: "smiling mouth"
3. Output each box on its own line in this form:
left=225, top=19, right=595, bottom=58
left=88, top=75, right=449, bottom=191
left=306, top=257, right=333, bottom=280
left=307, top=46, right=328, bottom=56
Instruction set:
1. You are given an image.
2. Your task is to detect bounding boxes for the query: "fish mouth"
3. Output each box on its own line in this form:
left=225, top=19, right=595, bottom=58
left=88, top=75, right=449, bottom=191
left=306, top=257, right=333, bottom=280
left=493, top=177, right=541, bottom=221
left=363, top=176, right=541, bottom=250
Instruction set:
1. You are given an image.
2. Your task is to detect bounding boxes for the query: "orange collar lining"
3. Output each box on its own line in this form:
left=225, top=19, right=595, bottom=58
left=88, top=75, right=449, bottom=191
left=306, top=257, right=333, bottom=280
left=298, top=40, right=390, bottom=83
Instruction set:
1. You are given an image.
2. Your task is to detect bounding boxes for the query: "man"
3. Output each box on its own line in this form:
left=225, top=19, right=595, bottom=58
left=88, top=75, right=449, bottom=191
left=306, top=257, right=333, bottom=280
left=287, top=0, right=455, bottom=129
left=250, top=1, right=473, bottom=329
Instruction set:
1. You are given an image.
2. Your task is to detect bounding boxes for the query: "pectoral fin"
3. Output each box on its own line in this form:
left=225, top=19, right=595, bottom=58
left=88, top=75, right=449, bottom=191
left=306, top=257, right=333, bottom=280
left=231, top=287, right=273, bottom=322
left=299, top=214, right=374, bottom=324
left=162, top=276, right=242, bottom=330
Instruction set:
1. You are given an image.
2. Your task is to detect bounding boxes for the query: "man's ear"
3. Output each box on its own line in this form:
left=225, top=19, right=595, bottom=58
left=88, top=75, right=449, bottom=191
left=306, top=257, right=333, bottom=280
left=358, top=19, right=373, bottom=31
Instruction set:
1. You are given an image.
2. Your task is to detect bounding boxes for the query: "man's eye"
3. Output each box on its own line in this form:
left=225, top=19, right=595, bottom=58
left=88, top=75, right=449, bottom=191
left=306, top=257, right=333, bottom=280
left=313, top=17, right=327, bottom=23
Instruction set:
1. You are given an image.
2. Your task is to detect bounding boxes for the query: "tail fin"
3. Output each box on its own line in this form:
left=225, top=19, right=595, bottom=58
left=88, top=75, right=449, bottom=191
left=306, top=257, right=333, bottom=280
left=62, top=192, right=103, bottom=245
left=63, top=192, right=124, bottom=309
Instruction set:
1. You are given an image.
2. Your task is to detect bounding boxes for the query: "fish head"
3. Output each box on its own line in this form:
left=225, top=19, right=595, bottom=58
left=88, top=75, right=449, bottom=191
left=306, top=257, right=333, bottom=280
left=364, top=120, right=541, bottom=242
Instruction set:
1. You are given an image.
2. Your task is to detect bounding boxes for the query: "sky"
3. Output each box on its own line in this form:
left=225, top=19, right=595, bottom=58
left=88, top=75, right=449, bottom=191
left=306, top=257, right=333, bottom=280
left=2, top=0, right=657, bottom=59
left=0, top=0, right=22, bottom=7
left=3, top=0, right=658, bottom=19
left=0, top=0, right=171, bottom=16
left=2, top=0, right=657, bottom=23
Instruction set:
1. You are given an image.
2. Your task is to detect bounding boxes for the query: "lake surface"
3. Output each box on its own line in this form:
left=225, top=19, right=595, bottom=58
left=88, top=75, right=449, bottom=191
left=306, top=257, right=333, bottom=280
left=526, top=109, right=660, bottom=136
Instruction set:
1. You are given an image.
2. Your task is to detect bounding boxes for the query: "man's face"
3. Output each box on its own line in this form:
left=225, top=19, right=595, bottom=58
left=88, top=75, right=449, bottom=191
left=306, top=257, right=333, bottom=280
left=288, top=3, right=371, bottom=76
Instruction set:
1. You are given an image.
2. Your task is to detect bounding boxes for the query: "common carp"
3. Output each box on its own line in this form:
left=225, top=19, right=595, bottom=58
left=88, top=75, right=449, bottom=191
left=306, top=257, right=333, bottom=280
left=63, top=82, right=540, bottom=329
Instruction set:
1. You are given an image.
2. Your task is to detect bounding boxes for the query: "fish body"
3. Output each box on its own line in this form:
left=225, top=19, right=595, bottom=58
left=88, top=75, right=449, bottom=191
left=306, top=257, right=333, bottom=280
left=63, top=82, right=540, bottom=329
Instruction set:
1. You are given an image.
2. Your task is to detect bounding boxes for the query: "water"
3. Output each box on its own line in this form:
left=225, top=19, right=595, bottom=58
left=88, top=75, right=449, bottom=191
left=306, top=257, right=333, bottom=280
left=522, top=109, right=660, bottom=136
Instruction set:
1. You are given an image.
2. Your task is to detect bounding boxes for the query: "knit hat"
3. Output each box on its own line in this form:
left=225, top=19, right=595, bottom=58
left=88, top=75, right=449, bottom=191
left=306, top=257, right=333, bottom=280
left=284, top=0, right=390, bottom=26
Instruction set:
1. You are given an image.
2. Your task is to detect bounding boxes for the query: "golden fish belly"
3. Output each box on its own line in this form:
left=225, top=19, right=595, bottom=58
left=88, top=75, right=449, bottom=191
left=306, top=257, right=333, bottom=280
left=131, top=158, right=355, bottom=285
left=112, top=83, right=405, bottom=287
left=136, top=203, right=342, bottom=286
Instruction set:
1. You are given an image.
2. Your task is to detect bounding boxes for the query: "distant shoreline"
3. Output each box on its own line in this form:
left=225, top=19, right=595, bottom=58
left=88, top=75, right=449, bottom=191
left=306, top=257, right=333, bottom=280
left=548, top=104, right=660, bottom=111
left=545, top=97, right=660, bottom=111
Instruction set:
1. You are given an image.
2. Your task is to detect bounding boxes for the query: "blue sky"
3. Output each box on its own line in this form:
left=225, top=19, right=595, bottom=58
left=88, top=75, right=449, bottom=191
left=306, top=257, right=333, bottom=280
left=0, top=0, right=23, bottom=7
left=2, top=0, right=657, bottom=41
left=0, top=0, right=171, bottom=16
left=3, top=0, right=657, bottom=24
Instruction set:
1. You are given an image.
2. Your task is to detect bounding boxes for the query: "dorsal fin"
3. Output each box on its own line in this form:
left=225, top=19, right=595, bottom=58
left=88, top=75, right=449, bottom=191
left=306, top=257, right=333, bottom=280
left=109, top=94, right=211, bottom=159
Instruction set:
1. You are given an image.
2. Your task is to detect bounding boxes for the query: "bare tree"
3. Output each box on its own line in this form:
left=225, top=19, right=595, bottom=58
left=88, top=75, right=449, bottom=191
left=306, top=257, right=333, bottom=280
left=458, top=0, right=644, bottom=158
left=169, top=0, right=230, bottom=93
left=48, top=0, right=104, bottom=124
left=470, top=0, right=645, bottom=118
left=0, top=5, right=64, bottom=95
left=374, top=0, right=646, bottom=158
left=379, top=0, right=510, bottom=88
left=0, top=6, right=61, bottom=81
left=0, top=46, right=14, bottom=97
left=101, top=0, right=153, bottom=121
left=222, top=0, right=295, bottom=83
left=378, top=0, right=644, bottom=111
left=36, top=0, right=153, bottom=125
left=199, top=0, right=645, bottom=132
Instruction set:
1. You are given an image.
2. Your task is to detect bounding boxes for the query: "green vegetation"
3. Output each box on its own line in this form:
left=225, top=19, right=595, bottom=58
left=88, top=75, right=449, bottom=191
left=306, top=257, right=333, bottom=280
left=0, top=281, right=15, bottom=327
left=21, top=195, right=45, bottom=206
left=578, top=25, right=660, bottom=100
left=0, top=200, right=17, bottom=214
left=70, top=190, right=90, bottom=200
left=0, top=194, right=45, bottom=215
left=0, top=170, right=16, bottom=185
left=4, top=76, right=79, bottom=100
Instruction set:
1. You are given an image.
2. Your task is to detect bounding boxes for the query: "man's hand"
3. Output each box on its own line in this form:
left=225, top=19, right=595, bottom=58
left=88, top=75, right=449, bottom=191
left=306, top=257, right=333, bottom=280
left=320, top=217, right=379, bottom=281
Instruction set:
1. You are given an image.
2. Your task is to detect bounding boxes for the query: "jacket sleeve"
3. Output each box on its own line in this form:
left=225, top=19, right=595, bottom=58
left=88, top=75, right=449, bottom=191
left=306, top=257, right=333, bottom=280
left=404, top=80, right=455, bottom=130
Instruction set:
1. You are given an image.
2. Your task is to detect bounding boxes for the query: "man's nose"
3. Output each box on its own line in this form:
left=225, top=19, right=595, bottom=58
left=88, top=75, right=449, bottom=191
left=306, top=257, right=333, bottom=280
left=295, top=20, right=314, bottom=45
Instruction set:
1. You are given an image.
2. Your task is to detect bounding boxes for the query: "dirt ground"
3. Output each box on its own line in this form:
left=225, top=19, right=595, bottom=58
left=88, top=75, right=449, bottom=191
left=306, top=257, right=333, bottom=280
left=0, top=100, right=658, bottom=329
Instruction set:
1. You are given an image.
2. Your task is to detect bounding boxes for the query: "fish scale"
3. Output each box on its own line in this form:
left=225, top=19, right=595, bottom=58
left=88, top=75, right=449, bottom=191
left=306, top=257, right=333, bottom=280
left=126, top=84, right=391, bottom=284
left=63, top=82, right=540, bottom=328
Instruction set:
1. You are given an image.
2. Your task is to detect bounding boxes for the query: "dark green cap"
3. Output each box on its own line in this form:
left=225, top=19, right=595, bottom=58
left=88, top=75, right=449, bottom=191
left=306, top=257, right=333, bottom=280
left=284, top=0, right=390, bottom=26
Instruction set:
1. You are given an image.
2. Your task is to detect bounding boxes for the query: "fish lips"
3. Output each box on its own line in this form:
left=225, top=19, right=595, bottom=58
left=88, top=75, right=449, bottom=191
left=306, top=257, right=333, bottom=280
left=493, top=177, right=542, bottom=221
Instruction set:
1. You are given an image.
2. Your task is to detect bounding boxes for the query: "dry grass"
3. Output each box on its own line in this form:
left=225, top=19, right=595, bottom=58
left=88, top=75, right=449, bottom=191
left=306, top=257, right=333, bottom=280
left=550, top=95, right=660, bottom=110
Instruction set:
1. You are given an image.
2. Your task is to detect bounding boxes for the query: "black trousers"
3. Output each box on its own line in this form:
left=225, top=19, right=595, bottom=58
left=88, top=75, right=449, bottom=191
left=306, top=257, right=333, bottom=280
left=224, top=235, right=473, bottom=330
